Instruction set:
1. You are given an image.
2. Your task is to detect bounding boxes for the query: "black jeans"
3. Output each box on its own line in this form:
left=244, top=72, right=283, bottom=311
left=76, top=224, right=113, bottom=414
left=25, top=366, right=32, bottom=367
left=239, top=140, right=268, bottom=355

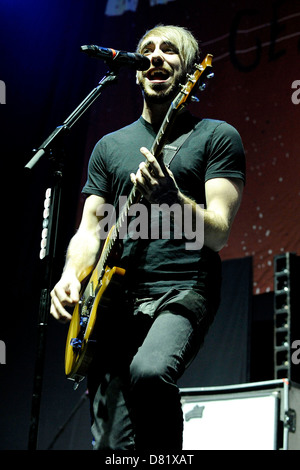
left=87, top=288, right=215, bottom=451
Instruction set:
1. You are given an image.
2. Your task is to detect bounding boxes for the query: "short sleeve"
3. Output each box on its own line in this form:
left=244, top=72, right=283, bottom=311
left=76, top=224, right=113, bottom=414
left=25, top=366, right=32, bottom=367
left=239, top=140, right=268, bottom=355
left=205, top=122, right=246, bottom=184
left=82, top=139, right=111, bottom=198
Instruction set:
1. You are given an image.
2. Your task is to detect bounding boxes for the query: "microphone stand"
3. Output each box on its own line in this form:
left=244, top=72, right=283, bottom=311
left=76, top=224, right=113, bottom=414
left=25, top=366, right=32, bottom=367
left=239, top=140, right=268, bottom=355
left=46, top=390, right=89, bottom=450
left=25, top=67, right=119, bottom=451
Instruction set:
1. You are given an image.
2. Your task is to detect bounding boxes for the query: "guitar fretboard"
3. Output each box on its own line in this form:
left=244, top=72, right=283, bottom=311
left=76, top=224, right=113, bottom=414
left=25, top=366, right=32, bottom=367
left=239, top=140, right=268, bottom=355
left=94, top=55, right=213, bottom=282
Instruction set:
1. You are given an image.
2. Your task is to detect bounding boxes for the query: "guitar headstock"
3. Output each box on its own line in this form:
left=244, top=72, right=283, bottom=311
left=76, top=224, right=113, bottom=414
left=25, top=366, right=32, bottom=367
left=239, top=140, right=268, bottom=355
left=173, top=54, right=214, bottom=110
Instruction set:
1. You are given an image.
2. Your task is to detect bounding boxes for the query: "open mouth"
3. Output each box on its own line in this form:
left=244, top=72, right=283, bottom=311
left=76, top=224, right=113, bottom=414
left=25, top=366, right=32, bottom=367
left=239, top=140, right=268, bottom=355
left=146, top=68, right=170, bottom=83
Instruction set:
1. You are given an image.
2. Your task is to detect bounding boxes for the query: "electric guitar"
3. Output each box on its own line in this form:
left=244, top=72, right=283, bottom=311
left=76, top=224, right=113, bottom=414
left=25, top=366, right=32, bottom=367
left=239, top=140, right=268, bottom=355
left=65, top=54, right=213, bottom=388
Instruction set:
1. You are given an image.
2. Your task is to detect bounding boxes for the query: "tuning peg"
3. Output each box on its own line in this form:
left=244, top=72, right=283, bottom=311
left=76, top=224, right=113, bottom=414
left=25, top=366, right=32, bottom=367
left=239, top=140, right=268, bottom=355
left=190, top=96, right=200, bottom=103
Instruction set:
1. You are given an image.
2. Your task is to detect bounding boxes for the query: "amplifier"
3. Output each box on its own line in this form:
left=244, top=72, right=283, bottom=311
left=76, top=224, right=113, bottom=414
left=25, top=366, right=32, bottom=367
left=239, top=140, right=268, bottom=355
left=180, top=379, right=299, bottom=450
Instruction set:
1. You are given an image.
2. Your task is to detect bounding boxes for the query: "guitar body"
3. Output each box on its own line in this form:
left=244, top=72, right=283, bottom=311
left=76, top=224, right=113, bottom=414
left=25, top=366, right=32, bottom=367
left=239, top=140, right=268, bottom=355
left=65, top=223, right=126, bottom=385
left=65, top=264, right=125, bottom=384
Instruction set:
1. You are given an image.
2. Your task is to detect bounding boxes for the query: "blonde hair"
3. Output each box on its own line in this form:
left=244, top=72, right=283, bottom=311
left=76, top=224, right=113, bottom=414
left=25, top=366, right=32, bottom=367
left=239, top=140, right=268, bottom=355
left=136, top=25, right=200, bottom=73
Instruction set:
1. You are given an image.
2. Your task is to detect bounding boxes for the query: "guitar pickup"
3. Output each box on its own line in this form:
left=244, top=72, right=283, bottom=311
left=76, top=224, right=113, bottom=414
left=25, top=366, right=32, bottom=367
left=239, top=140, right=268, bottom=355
left=70, top=338, right=82, bottom=352
left=80, top=295, right=95, bottom=317
left=79, top=316, right=88, bottom=327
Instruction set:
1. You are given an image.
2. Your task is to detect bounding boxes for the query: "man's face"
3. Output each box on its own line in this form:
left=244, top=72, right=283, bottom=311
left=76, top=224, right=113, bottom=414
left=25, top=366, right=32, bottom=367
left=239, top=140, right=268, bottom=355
left=137, top=35, right=186, bottom=104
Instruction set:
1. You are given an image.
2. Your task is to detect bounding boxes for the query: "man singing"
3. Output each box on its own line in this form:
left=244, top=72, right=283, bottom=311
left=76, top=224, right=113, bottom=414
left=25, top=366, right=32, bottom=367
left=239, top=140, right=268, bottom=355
left=50, top=25, right=245, bottom=450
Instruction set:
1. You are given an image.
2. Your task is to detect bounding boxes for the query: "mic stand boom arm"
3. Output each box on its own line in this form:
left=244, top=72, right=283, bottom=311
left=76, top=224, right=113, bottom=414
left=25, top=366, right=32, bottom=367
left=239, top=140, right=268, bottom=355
left=25, top=70, right=118, bottom=169
left=25, top=68, right=118, bottom=450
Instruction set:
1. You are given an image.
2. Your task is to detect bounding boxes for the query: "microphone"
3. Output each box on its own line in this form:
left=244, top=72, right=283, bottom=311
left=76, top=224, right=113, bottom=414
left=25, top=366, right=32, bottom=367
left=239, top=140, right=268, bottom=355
left=81, top=45, right=150, bottom=71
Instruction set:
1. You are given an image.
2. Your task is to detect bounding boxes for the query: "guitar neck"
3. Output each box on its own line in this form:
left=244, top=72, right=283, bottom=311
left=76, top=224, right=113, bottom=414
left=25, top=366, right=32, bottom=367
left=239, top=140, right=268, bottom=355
left=94, top=55, right=213, bottom=279
left=95, top=104, right=179, bottom=280
left=117, top=100, right=180, bottom=227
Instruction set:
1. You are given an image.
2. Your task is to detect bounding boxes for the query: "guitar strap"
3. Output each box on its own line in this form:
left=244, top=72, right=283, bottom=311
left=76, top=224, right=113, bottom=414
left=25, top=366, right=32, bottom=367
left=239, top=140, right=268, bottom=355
left=162, top=127, right=194, bottom=168
left=126, top=126, right=195, bottom=264
left=126, top=126, right=196, bottom=302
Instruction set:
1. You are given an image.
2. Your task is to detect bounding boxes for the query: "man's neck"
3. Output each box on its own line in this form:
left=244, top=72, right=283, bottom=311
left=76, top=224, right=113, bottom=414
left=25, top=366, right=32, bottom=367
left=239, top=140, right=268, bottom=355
left=141, top=99, right=171, bottom=127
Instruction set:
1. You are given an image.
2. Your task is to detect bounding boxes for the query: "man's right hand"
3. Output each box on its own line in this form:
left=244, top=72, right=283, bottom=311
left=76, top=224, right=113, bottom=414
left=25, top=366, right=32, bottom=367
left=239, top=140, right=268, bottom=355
left=50, top=272, right=81, bottom=323
left=50, top=194, right=106, bottom=323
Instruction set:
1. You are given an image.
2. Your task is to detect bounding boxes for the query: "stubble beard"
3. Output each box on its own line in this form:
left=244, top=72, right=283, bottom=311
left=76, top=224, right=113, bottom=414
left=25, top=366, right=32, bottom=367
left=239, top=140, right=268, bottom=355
left=139, top=73, right=185, bottom=105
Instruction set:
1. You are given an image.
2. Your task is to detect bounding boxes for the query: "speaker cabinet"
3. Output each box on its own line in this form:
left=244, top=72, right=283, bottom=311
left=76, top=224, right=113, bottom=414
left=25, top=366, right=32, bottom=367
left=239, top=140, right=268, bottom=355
left=181, top=379, right=299, bottom=450
left=274, top=253, right=300, bottom=385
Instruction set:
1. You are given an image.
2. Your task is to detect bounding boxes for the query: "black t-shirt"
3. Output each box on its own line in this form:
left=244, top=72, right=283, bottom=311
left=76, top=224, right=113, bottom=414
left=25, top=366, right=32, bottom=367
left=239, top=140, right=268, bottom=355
left=82, top=112, right=246, bottom=306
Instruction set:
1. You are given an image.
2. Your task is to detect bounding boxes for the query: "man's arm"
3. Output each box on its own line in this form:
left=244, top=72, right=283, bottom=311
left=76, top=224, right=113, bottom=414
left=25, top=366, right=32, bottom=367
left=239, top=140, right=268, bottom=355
left=178, top=177, right=244, bottom=252
left=50, top=194, right=105, bottom=322
left=131, top=147, right=244, bottom=253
